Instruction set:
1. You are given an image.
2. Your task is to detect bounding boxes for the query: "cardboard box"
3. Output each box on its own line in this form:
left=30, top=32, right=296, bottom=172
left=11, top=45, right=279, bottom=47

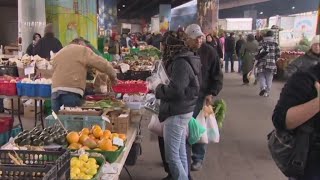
left=24, top=105, right=41, bottom=119
left=23, top=100, right=43, bottom=119
left=105, top=108, right=130, bottom=134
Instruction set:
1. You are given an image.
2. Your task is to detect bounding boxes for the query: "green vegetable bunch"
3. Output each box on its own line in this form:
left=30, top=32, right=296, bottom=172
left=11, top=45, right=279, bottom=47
left=213, top=99, right=227, bottom=128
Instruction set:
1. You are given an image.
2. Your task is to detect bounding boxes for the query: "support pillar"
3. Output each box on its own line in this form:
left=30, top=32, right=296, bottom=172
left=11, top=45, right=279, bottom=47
left=244, top=10, right=257, bottom=30
left=159, top=4, right=171, bottom=33
left=197, top=0, right=219, bottom=34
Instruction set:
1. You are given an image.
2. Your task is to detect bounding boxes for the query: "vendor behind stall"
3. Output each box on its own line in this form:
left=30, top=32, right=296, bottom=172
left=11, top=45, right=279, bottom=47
left=51, top=38, right=117, bottom=113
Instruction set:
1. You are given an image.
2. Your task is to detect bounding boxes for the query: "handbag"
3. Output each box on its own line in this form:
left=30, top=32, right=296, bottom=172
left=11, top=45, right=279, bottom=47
left=267, top=123, right=313, bottom=178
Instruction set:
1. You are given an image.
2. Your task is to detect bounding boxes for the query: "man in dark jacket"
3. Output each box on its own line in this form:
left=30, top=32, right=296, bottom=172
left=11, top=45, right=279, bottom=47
left=191, top=32, right=223, bottom=172
left=34, top=23, right=63, bottom=59
left=236, top=34, right=245, bottom=73
left=285, top=35, right=320, bottom=78
left=224, top=32, right=236, bottom=72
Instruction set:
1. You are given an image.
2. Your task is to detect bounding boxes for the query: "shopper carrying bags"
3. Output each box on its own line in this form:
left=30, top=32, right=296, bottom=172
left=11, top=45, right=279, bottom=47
left=155, top=27, right=202, bottom=180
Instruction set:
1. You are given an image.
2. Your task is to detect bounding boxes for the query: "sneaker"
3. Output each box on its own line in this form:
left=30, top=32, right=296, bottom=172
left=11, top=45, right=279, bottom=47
left=191, top=161, right=203, bottom=171
left=162, top=174, right=172, bottom=180
left=263, top=92, right=269, bottom=97
left=259, top=89, right=266, bottom=96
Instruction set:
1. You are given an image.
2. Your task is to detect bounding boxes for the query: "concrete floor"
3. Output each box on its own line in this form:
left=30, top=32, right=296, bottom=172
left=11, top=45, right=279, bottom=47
left=120, top=72, right=287, bottom=180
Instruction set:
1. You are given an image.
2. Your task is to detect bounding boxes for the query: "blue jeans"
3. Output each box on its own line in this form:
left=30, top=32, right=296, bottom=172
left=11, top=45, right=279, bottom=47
left=224, top=52, right=234, bottom=72
left=164, top=113, right=192, bottom=180
left=192, top=143, right=207, bottom=163
left=258, top=71, right=274, bottom=92
left=51, top=92, right=82, bottom=113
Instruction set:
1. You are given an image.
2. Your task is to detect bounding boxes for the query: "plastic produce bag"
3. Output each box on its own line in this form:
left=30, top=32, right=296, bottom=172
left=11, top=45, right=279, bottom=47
left=148, top=114, right=164, bottom=137
left=197, top=111, right=208, bottom=144
left=146, top=61, right=169, bottom=91
left=247, top=70, right=256, bottom=85
left=206, top=114, right=220, bottom=143
left=188, top=117, right=206, bottom=145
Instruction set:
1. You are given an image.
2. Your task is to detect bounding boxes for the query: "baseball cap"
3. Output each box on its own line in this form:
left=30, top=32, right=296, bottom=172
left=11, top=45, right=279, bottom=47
left=185, top=24, right=204, bottom=39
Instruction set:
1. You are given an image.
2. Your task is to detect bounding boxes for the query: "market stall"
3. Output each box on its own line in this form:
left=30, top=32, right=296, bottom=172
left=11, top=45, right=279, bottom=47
left=275, top=51, right=304, bottom=79
left=0, top=48, right=153, bottom=180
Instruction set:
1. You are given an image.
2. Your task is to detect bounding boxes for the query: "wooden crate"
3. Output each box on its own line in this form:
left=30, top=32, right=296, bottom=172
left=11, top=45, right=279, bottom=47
left=105, top=108, right=130, bottom=134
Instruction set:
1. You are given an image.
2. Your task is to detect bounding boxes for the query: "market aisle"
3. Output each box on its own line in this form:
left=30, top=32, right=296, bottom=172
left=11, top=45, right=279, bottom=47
left=120, top=72, right=287, bottom=180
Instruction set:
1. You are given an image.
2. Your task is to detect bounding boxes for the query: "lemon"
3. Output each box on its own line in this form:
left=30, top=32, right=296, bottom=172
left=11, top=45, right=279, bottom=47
left=71, top=159, right=81, bottom=168
left=86, top=168, right=97, bottom=176
left=79, top=154, right=89, bottom=162
left=80, top=166, right=88, bottom=173
left=78, top=172, right=86, bottom=179
left=82, top=175, right=91, bottom=180
left=71, top=167, right=81, bottom=175
left=87, top=158, right=96, bottom=164
left=70, top=172, right=76, bottom=179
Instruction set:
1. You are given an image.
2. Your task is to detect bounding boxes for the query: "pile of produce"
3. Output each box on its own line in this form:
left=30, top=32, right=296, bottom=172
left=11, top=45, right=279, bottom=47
left=14, top=125, right=67, bottom=147
left=70, top=154, right=100, bottom=180
left=113, top=57, right=155, bottom=71
left=20, top=77, right=52, bottom=84
left=83, top=98, right=125, bottom=109
left=124, top=46, right=161, bottom=61
left=277, top=51, right=304, bottom=70
left=67, top=125, right=126, bottom=152
left=213, top=99, right=227, bottom=128
left=9, top=54, right=53, bottom=70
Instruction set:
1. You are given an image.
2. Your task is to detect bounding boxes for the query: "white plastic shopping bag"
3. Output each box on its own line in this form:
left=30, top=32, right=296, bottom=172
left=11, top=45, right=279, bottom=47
left=206, top=113, right=220, bottom=143
left=197, top=111, right=209, bottom=144
left=148, top=114, right=164, bottom=137
left=247, top=70, right=256, bottom=85
left=146, top=61, right=170, bottom=91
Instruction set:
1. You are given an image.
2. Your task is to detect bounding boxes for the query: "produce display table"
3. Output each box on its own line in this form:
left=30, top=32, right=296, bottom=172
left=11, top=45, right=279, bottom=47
left=0, top=95, right=23, bottom=137
left=101, top=125, right=138, bottom=180
left=20, top=96, right=51, bottom=129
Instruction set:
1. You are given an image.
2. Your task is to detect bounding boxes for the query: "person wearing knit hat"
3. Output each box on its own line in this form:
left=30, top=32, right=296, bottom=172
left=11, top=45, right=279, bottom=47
left=286, top=35, right=320, bottom=78
left=34, top=23, right=63, bottom=59
left=155, top=27, right=202, bottom=180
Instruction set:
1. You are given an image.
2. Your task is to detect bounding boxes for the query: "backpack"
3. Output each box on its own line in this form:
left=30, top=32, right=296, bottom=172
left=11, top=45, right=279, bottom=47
left=268, top=72, right=318, bottom=178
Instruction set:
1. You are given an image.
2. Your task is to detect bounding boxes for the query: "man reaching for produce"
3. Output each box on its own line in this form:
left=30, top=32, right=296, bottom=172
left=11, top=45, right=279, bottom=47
left=51, top=38, right=117, bottom=113
left=187, top=24, right=223, bottom=171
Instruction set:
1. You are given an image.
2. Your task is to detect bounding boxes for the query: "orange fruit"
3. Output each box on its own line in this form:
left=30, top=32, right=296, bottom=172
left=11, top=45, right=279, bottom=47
left=98, top=138, right=112, bottom=151
left=118, top=134, right=126, bottom=141
left=79, top=134, right=89, bottom=144
left=103, top=130, right=111, bottom=138
left=94, top=148, right=102, bottom=151
left=91, top=125, right=102, bottom=133
left=80, top=128, right=90, bottom=135
left=68, top=143, right=82, bottom=150
left=89, top=134, right=96, bottom=140
left=92, top=128, right=103, bottom=139
left=81, top=146, right=90, bottom=150
left=66, top=132, right=80, bottom=144
left=110, top=133, right=119, bottom=140
left=111, top=146, right=119, bottom=152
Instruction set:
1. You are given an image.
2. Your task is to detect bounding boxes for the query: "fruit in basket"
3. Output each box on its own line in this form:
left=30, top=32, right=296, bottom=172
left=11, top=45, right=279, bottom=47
left=91, top=125, right=102, bottom=132
left=67, top=132, right=80, bottom=144
left=92, top=128, right=103, bottom=138
left=68, top=143, right=82, bottom=150
left=119, top=134, right=127, bottom=141
left=98, top=138, right=112, bottom=151
left=71, top=156, right=99, bottom=180
left=79, top=134, right=89, bottom=144
left=80, top=128, right=90, bottom=135
left=83, top=138, right=97, bottom=149
left=111, top=145, right=119, bottom=151
left=79, top=154, right=89, bottom=162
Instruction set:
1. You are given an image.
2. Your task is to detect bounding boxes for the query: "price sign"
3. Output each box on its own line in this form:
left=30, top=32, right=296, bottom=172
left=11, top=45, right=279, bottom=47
left=113, top=137, right=124, bottom=147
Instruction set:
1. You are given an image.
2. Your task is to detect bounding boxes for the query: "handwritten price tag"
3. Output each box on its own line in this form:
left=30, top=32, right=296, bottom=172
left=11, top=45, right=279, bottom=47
left=113, top=137, right=124, bottom=147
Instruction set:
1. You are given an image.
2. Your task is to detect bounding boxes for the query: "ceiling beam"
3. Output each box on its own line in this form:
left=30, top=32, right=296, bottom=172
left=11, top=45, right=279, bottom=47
left=219, top=0, right=270, bottom=10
